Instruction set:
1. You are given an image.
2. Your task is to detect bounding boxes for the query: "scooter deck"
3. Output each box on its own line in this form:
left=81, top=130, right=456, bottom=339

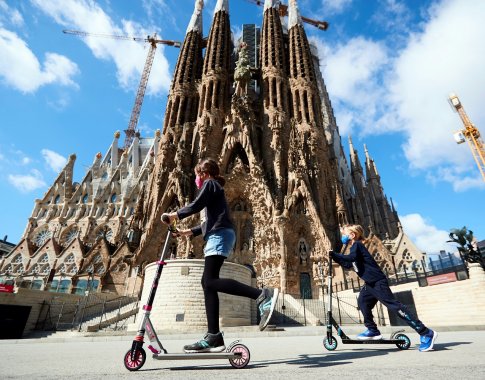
left=153, top=352, right=242, bottom=360
left=340, top=339, right=403, bottom=344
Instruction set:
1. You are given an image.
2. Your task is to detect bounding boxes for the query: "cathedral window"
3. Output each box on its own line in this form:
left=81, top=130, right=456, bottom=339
left=295, top=90, right=302, bottom=122
left=288, top=90, right=293, bottom=118
left=264, top=78, right=269, bottom=107
left=303, top=91, right=310, bottom=123
left=213, top=82, right=220, bottom=109
left=34, top=229, right=52, bottom=246
left=62, top=228, right=78, bottom=246
left=13, top=255, right=22, bottom=264
left=110, top=193, right=117, bottom=203
left=207, top=81, right=213, bottom=110
left=82, top=194, right=89, bottom=204
left=54, top=195, right=61, bottom=204
left=272, top=78, right=277, bottom=107
left=172, top=96, right=180, bottom=126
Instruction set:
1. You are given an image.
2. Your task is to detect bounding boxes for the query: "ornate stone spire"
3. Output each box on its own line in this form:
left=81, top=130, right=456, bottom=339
left=349, top=136, right=363, bottom=174
left=214, top=0, right=229, bottom=13
left=264, top=0, right=278, bottom=10
left=186, top=0, right=204, bottom=34
left=288, top=0, right=303, bottom=29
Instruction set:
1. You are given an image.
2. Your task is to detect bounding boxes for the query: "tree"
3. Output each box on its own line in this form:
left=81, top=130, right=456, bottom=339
left=447, top=226, right=483, bottom=268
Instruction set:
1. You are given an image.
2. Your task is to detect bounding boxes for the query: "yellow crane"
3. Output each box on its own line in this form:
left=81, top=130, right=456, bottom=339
left=63, top=30, right=181, bottom=149
left=448, top=93, right=485, bottom=182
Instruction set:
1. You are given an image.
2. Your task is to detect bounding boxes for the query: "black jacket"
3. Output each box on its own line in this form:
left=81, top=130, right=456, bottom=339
left=331, top=241, right=387, bottom=284
left=177, top=179, right=234, bottom=239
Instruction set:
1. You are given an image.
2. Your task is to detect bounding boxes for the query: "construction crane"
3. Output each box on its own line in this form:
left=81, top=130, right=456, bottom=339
left=448, top=93, right=485, bottom=182
left=63, top=29, right=182, bottom=149
left=246, top=0, right=329, bottom=30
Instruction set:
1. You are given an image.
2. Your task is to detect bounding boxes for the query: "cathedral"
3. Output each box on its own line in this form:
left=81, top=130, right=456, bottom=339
left=0, top=0, right=423, bottom=299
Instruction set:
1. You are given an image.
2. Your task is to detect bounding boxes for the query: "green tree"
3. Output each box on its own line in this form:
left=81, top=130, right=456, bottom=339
left=447, top=226, right=483, bottom=268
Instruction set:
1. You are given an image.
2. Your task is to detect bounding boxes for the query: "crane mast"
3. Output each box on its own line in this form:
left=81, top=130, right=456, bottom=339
left=448, top=93, right=485, bottom=182
left=63, top=30, right=181, bottom=149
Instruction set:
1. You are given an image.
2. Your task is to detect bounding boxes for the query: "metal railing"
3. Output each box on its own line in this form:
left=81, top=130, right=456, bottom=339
left=271, top=291, right=372, bottom=326
left=34, top=294, right=139, bottom=332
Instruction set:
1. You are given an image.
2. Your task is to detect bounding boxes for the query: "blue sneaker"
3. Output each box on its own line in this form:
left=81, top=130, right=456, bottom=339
left=419, top=329, right=437, bottom=352
left=356, top=329, right=383, bottom=340
left=257, top=288, right=279, bottom=331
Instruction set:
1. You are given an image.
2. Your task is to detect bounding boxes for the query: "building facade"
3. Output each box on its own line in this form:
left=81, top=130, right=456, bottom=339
left=0, top=0, right=423, bottom=299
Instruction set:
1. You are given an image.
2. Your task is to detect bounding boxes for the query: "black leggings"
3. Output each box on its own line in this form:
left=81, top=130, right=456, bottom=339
left=358, top=279, right=428, bottom=335
left=202, top=255, right=262, bottom=334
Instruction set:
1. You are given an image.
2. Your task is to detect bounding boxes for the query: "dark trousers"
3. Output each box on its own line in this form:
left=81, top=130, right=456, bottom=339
left=202, top=256, right=262, bottom=334
left=358, top=279, right=428, bottom=335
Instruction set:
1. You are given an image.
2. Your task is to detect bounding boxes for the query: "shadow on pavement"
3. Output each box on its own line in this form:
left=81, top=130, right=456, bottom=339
left=138, top=342, right=473, bottom=372
left=429, top=341, right=472, bottom=351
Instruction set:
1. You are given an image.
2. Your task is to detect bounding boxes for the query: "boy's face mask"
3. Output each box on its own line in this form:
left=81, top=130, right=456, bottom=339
left=341, top=234, right=350, bottom=245
left=195, top=175, right=204, bottom=189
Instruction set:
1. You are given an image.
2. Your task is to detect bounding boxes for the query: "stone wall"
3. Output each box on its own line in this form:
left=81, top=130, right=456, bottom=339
left=134, top=259, right=253, bottom=332
left=0, top=288, right=121, bottom=337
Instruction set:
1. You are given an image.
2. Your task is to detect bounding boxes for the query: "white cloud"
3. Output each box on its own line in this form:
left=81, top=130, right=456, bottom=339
left=41, top=149, right=67, bottom=172
left=8, top=169, right=46, bottom=192
left=400, top=213, right=456, bottom=254
left=32, top=0, right=172, bottom=95
left=321, top=0, right=353, bottom=15
left=0, top=1, right=24, bottom=27
left=319, top=36, right=389, bottom=136
left=0, top=28, right=79, bottom=93
left=370, top=0, right=412, bottom=35
left=320, top=0, right=485, bottom=189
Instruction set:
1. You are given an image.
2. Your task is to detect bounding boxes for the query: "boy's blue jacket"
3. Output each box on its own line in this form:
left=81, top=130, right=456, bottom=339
left=331, top=241, right=387, bottom=284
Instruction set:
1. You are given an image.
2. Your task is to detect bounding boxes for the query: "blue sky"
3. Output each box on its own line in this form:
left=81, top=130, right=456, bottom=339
left=0, top=0, right=484, bottom=253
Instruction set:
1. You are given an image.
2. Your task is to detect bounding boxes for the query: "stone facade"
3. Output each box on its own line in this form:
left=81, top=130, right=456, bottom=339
left=132, top=0, right=423, bottom=299
left=0, top=0, right=424, bottom=301
left=0, top=131, right=160, bottom=295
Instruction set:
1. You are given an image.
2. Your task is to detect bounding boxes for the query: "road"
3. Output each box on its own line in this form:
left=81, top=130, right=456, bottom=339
left=1, top=330, right=484, bottom=379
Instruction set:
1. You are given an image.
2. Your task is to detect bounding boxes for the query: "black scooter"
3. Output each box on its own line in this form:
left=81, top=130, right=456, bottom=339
left=123, top=215, right=251, bottom=371
left=321, top=253, right=411, bottom=351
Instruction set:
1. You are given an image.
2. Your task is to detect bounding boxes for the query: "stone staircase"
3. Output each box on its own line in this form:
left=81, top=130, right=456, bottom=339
left=83, top=299, right=139, bottom=332
left=273, top=293, right=361, bottom=326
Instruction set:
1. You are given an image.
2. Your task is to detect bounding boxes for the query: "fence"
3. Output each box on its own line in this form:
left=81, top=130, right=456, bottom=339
left=34, top=293, right=138, bottom=332
left=330, top=253, right=468, bottom=293
left=271, top=290, right=386, bottom=327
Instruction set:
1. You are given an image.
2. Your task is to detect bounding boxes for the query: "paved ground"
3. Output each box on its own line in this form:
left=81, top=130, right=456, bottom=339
left=1, top=329, right=484, bottom=379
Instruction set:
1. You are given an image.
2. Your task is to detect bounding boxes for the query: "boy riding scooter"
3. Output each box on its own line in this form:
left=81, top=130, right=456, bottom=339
left=331, top=224, right=437, bottom=352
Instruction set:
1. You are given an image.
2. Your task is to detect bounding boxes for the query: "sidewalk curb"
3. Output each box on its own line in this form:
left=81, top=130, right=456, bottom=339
left=3, top=324, right=484, bottom=344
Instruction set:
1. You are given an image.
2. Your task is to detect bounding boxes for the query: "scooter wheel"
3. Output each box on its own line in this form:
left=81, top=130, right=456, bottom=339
left=229, top=344, right=250, bottom=369
left=323, top=336, right=338, bottom=351
left=124, top=347, right=146, bottom=371
left=395, top=333, right=411, bottom=350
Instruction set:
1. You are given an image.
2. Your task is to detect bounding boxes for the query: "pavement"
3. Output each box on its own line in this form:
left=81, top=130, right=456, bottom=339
left=1, top=327, right=485, bottom=379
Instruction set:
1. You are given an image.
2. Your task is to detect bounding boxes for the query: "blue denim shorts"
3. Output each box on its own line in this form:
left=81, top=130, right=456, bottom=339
left=204, top=228, right=236, bottom=258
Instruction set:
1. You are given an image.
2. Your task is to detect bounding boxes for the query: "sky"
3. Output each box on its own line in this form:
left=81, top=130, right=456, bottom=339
left=0, top=0, right=484, bottom=254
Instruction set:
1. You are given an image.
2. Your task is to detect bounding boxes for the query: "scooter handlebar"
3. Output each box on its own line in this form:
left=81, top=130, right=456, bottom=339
left=161, top=213, right=170, bottom=224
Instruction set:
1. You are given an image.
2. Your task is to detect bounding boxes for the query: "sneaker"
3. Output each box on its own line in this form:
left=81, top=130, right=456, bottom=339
left=257, top=288, right=279, bottom=331
left=356, top=329, right=383, bottom=340
left=419, top=329, right=437, bottom=352
left=183, top=332, right=225, bottom=353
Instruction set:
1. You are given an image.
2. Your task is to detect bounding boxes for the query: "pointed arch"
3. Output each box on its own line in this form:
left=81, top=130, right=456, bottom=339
left=221, top=142, right=250, bottom=175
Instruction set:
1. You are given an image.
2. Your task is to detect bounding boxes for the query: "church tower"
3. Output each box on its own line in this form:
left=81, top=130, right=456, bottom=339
left=286, top=0, right=337, bottom=233
left=260, top=0, right=290, bottom=212
left=196, top=0, right=232, bottom=158
left=137, top=0, right=206, bottom=263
